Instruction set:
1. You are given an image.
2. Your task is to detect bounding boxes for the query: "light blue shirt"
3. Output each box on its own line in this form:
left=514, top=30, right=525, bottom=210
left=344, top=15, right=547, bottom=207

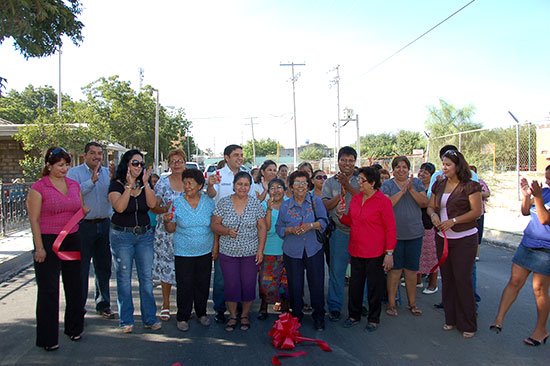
left=427, top=169, right=478, bottom=198
left=262, top=199, right=288, bottom=256
left=172, top=195, right=215, bottom=257
left=67, top=163, right=112, bottom=219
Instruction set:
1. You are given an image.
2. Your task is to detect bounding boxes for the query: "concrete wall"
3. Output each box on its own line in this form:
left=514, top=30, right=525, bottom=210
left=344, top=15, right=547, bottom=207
left=0, top=137, right=25, bottom=183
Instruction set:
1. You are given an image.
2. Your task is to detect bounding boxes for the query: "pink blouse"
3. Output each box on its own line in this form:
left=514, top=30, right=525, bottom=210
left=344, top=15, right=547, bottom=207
left=31, top=176, right=82, bottom=234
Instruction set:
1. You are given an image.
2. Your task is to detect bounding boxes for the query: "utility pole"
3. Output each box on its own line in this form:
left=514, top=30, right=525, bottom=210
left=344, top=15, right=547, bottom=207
left=340, top=108, right=359, bottom=164
left=153, top=89, right=160, bottom=174
left=57, top=47, right=62, bottom=114
left=509, top=111, right=521, bottom=201
left=280, top=62, right=305, bottom=169
left=138, top=68, right=144, bottom=91
left=246, top=117, right=258, bottom=166
left=329, top=65, right=341, bottom=152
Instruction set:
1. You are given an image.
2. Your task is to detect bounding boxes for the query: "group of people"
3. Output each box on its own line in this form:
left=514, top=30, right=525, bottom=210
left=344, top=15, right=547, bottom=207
left=27, top=141, right=550, bottom=352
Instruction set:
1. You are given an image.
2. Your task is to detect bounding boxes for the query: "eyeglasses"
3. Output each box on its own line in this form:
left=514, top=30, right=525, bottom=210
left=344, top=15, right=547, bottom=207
left=315, top=175, right=328, bottom=180
left=339, top=158, right=356, bottom=165
left=293, top=181, right=309, bottom=186
left=269, top=185, right=284, bottom=191
left=130, top=160, right=146, bottom=168
left=169, top=159, right=185, bottom=165
left=358, top=177, right=369, bottom=184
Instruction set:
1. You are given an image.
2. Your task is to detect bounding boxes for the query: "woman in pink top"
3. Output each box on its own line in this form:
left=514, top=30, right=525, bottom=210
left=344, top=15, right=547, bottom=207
left=27, top=147, right=89, bottom=351
left=337, top=167, right=396, bottom=331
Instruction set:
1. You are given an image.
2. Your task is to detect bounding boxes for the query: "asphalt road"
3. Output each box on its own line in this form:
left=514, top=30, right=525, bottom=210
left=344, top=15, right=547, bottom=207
left=0, top=243, right=548, bottom=366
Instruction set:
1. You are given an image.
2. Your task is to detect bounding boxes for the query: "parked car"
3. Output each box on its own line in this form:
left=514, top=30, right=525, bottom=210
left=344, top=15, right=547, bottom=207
left=186, top=162, right=200, bottom=170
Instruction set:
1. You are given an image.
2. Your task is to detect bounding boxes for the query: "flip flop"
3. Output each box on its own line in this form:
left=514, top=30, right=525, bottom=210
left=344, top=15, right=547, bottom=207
left=407, top=305, right=422, bottom=316
left=385, top=307, right=398, bottom=317
left=442, top=324, right=455, bottom=331
left=159, top=309, right=170, bottom=321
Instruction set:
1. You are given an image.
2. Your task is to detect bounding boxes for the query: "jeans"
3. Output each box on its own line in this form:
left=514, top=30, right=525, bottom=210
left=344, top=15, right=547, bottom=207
left=212, top=258, right=226, bottom=313
left=327, top=229, right=350, bottom=313
left=79, top=219, right=112, bottom=312
left=110, top=228, right=158, bottom=327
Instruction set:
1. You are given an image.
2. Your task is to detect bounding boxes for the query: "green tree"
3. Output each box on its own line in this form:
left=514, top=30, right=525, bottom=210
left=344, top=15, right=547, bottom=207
left=299, top=147, right=325, bottom=161
left=394, top=130, right=426, bottom=156
left=359, top=133, right=396, bottom=157
left=425, top=99, right=482, bottom=137
left=0, top=85, right=70, bottom=123
left=243, top=138, right=280, bottom=164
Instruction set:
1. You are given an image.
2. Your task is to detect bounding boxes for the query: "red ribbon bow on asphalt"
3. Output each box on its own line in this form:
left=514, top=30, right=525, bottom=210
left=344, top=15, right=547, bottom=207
left=268, top=313, right=331, bottom=365
left=52, top=208, right=84, bottom=261
left=430, top=231, right=449, bottom=273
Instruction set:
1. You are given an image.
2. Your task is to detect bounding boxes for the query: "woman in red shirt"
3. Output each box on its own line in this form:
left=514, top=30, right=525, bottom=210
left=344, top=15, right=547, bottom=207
left=337, top=167, right=396, bottom=331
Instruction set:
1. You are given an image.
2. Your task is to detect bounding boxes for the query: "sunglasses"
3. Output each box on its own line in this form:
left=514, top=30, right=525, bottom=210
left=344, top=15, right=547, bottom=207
left=169, top=159, right=185, bottom=165
left=315, top=175, right=328, bottom=180
left=130, top=160, right=146, bottom=168
left=443, top=150, right=458, bottom=158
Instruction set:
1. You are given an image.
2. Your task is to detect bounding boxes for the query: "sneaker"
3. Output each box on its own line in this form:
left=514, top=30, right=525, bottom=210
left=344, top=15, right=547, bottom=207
left=121, top=325, right=134, bottom=333
left=144, top=322, right=162, bottom=330
left=423, top=287, right=439, bottom=295
left=328, top=310, right=341, bottom=322
left=198, top=316, right=211, bottom=327
left=215, top=311, right=226, bottom=323
left=177, top=321, right=189, bottom=332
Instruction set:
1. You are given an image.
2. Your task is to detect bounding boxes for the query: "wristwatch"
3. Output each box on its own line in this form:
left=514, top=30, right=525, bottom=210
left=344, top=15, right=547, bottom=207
left=452, top=218, right=457, bottom=223
left=386, top=251, right=393, bottom=256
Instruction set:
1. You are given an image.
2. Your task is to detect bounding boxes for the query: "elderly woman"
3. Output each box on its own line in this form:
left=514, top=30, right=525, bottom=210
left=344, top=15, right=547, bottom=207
left=276, top=170, right=328, bottom=331
left=417, top=162, right=439, bottom=294
left=427, top=150, right=481, bottom=338
left=163, top=169, right=215, bottom=332
left=382, top=156, right=428, bottom=317
left=151, top=149, right=186, bottom=321
left=27, top=147, right=88, bottom=351
left=255, top=159, right=278, bottom=202
left=108, top=149, right=160, bottom=333
left=257, top=178, right=290, bottom=320
left=211, top=171, right=267, bottom=331
left=491, top=167, right=550, bottom=346
left=336, top=167, right=396, bottom=331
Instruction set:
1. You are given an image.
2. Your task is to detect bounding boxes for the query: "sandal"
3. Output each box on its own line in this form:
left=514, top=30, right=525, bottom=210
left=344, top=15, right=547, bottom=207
left=489, top=324, right=502, bottom=334
left=385, top=306, right=398, bottom=317
left=273, top=302, right=282, bottom=312
left=240, top=316, right=251, bottom=331
left=44, top=345, right=59, bottom=352
left=159, top=308, right=170, bottom=322
left=463, top=332, right=475, bottom=338
left=442, top=324, right=455, bottom=331
left=407, top=305, right=422, bottom=316
left=69, top=335, right=81, bottom=341
left=225, top=317, right=238, bottom=332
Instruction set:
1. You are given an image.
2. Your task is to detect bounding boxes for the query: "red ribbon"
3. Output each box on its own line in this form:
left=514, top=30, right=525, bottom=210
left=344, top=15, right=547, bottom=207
left=430, top=231, right=448, bottom=273
left=268, top=313, right=331, bottom=365
left=52, top=208, right=84, bottom=261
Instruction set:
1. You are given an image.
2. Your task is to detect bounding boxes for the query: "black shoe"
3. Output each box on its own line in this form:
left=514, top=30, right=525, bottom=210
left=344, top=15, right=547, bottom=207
left=215, top=311, right=226, bottom=323
left=434, top=303, right=444, bottom=309
left=343, top=318, right=360, bottom=328
left=328, top=311, right=341, bottom=322
left=98, top=308, right=116, bottom=319
left=361, top=306, right=368, bottom=317
left=365, top=323, right=378, bottom=332
left=314, top=319, right=325, bottom=331
left=257, top=312, right=268, bottom=320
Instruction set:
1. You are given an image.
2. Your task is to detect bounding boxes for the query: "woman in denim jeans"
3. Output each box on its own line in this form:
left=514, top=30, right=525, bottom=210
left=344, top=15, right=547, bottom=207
left=108, top=149, right=160, bottom=333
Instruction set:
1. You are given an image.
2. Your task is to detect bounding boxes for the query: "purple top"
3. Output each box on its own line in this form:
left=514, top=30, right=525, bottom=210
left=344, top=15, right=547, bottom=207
left=521, top=187, right=550, bottom=250
left=31, top=176, right=82, bottom=234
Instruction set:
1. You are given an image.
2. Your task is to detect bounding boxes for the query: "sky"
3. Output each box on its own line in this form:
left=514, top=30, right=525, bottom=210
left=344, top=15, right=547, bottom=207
left=1, top=0, right=549, bottom=155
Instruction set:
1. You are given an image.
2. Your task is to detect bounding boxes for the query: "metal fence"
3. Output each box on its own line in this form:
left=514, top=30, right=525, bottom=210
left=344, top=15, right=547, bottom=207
left=0, top=182, right=33, bottom=236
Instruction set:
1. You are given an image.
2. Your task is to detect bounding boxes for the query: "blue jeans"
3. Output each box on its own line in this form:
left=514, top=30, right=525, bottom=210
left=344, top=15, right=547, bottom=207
left=110, top=228, right=158, bottom=327
left=327, top=229, right=350, bottom=313
left=213, top=258, right=226, bottom=313
left=79, top=220, right=112, bottom=312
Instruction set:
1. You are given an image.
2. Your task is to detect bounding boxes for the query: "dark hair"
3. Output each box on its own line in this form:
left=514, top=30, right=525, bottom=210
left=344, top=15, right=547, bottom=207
left=379, top=168, right=390, bottom=177
left=182, top=168, right=205, bottom=189
left=216, top=160, right=226, bottom=169
left=149, top=173, right=160, bottom=188
left=420, top=162, right=436, bottom=176
left=391, top=156, right=411, bottom=170
left=338, top=146, right=357, bottom=161
left=297, top=161, right=313, bottom=175
left=370, top=163, right=383, bottom=171
left=546, top=164, right=550, bottom=171
left=288, top=170, right=311, bottom=189
left=268, top=178, right=287, bottom=191
left=312, top=169, right=324, bottom=178
left=439, top=144, right=458, bottom=159
left=113, top=149, right=144, bottom=185
left=358, top=167, right=381, bottom=190
left=233, top=171, right=252, bottom=185
left=469, top=165, right=477, bottom=174
left=278, top=164, right=288, bottom=171
left=442, top=150, right=472, bottom=182
left=84, top=141, right=103, bottom=153
left=223, top=144, right=242, bottom=158
left=256, top=159, right=277, bottom=184
left=42, top=147, right=71, bottom=177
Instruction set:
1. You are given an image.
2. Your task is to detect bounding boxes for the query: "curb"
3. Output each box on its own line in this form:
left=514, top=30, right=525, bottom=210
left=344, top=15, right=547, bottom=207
left=0, top=250, right=33, bottom=283
left=483, top=228, right=521, bottom=251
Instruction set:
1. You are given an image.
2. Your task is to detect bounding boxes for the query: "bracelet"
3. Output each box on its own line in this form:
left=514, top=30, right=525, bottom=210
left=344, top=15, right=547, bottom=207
left=430, top=213, right=437, bottom=218
left=35, top=248, right=45, bottom=252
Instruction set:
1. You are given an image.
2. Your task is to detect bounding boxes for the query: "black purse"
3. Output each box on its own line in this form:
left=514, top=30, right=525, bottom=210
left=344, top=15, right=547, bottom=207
left=310, top=194, right=331, bottom=246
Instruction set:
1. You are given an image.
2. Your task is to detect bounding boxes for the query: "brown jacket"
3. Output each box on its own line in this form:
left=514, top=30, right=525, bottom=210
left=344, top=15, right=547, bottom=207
left=431, top=179, right=481, bottom=232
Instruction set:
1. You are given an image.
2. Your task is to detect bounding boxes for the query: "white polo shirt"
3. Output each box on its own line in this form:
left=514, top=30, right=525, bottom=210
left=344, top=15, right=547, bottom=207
left=214, top=165, right=256, bottom=203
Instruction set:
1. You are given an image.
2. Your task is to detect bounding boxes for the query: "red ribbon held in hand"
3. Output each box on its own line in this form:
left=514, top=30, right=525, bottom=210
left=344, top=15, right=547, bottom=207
left=52, top=208, right=84, bottom=261
left=430, top=231, right=448, bottom=273
left=268, top=313, right=331, bottom=365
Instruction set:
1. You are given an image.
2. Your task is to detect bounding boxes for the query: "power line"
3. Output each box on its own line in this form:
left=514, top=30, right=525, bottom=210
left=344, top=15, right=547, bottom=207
left=356, top=0, right=477, bottom=79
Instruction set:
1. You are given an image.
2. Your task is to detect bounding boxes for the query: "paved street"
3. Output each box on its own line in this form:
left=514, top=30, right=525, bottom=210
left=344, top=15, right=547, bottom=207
left=0, top=243, right=548, bottom=366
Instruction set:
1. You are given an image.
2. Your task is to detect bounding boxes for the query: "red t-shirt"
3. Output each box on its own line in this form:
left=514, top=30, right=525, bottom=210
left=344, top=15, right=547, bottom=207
left=339, top=190, right=396, bottom=258
left=31, top=176, right=82, bottom=234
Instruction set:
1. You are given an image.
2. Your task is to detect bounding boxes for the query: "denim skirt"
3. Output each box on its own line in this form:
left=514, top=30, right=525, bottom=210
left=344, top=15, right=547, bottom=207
left=512, top=244, right=550, bottom=276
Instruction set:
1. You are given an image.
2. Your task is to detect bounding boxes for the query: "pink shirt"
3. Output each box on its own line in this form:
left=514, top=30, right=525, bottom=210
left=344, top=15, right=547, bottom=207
left=31, top=176, right=82, bottom=234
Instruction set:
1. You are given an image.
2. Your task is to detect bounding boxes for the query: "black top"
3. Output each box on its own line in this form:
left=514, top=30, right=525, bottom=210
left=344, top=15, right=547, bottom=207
left=108, top=181, right=150, bottom=227
left=421, top=189, right=433, bottom=230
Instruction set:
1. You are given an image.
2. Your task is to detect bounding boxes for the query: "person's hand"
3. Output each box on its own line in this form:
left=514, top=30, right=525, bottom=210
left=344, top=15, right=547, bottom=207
left=436, top=219, right=455, bottom=232
left=382, top=254, right=394, bottom=272
left=531, top=180, right=543, bottom=198
left=109, top=162, right=115, bottom=180
left=430, top=213, right=441, bottom=227
left=208, top=174, right=220, bottom=186
left=266, top=197, right=274, bottom=211
left=436, top=174, right=444, bottom=182
left=406, top=176, right=414, bottom=191
left=82, top=205, right=91, bottom=216
left=228, top=228, right=238, bottom=238
left=335, top=203, right=345, bottom=218
left=91, top=164, right=100, bottom=184
left=163, top=202, right=174, bottom=222
left=34, top=248, right=46, bottom=263
left=336, top=173, right=349, bottom=191
left=142, top=167, right=152, bottom=185
left=261, top=176, right=268, bottom=191
left=212, top=248, right=219, bottom=261
left=520, top=177, right=532, bottom=198
left=255, top=251, right=264, bottom=265
left=126, top=168, right=135, bottom=187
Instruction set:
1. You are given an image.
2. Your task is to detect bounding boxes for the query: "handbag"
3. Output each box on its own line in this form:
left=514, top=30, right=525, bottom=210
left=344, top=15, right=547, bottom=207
left=310, top=194, right=331, bottom=246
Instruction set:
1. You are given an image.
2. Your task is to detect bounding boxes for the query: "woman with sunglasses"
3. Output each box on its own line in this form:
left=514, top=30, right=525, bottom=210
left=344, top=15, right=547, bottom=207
left=108, top=149, right=160, bottom=333
left=151, top=149, right=187, bottom=321
left=27, top=147, right=89, bottom=351
left=312, top=169, right=327, bottom=198
left=426, top=150, right=481, bottom=338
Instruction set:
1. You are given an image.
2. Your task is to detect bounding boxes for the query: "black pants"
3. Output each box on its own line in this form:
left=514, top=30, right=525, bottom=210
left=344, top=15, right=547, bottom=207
left=348, top=255, right=385, bottom=323
left=283, top=249, right=325, bottom=322
left=175, top=253, right=212, bottom=321
left=34, top=233, right=84, bottom=347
